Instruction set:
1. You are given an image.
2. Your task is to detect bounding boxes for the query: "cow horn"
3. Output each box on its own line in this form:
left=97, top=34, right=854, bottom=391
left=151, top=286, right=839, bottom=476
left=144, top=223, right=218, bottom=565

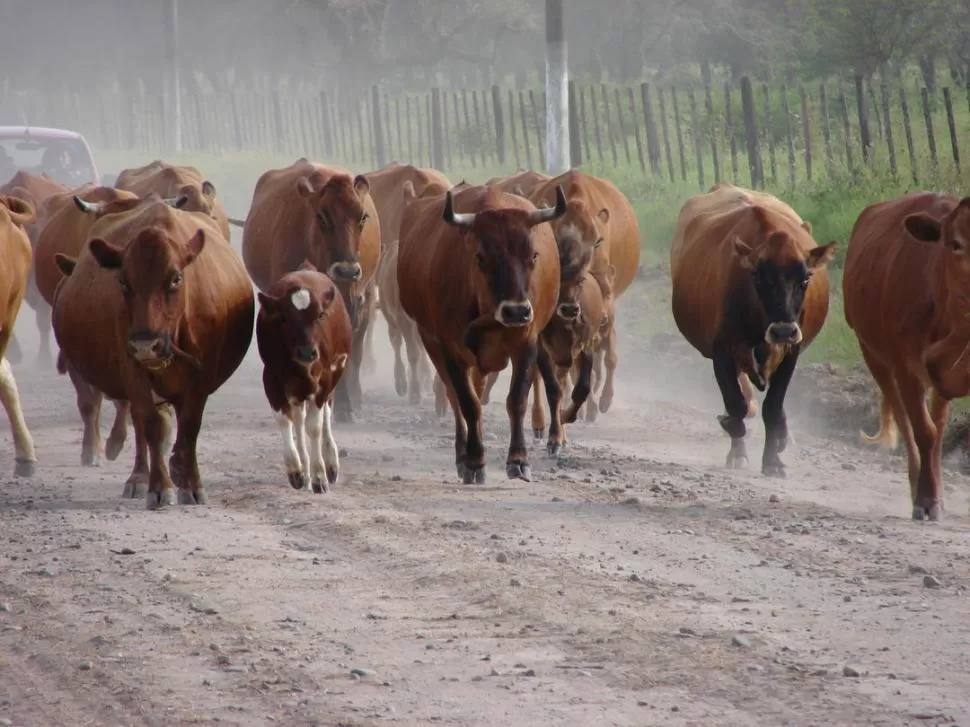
left=528, top=185, right=567, bottom=223
left=442, top=191, right=476, bottom=227
left=73, top=195, right=102, bottom=214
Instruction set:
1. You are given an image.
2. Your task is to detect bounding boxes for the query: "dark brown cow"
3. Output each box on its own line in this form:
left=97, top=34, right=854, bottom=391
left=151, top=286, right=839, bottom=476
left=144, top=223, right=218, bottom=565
left=51, top=197, right=255, bottom=508
left=398, top=183, right=565, bottom=483
left=670, top=184, right=835, bottom=477
left=239, top=158, right=381, bottom=422
left=843, top=192, right=970, bottom=521
left=256, top=263, right=353, bottom=493
left=0, top=194, right=38, bottom=476
left=0, top=170, right=70, bottom=366
left=485, top=169, right=552, bottom=198
left=116, top=160, right=230, bottom=239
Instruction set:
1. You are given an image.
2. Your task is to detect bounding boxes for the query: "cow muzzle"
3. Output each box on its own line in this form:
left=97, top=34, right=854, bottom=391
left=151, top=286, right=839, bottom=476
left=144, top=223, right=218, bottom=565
left=765, top=322, right=803, bottom=345
left=329, top=262, right=362, bottom=282
left=294, top=345, right=318, bottom=364
left=127, top=333, right=174, bottom=371
left=557, top=302, right=581, bottom=321
left=495, top=300, right=534, bottom=327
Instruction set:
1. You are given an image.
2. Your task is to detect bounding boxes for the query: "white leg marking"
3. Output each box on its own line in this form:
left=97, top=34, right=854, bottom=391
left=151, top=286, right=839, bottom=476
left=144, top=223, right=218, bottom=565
left=321, top=399, right=339, bottom=485
left=305, top=399, right=328, bottom=490
left=0, top=357, right=36, bottom=465
left=292, top=401, right=310, bottom=473
left=276, top=409, right=302, bottom=476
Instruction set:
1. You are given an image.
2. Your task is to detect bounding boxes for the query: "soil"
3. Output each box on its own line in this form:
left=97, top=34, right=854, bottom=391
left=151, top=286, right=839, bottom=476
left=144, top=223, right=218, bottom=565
left=2, top=264, right=969, bottom=727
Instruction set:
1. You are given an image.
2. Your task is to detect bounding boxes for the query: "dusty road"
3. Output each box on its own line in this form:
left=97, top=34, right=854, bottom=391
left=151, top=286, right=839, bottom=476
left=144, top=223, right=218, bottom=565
left=2, top=292, right=970, bottom=727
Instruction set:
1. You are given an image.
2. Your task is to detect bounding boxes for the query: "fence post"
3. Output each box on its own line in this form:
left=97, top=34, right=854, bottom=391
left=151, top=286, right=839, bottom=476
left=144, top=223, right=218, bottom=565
left=724, top=81, right=738, bottom=183
left=688, top=85, right=704, bottom=188
left=943, top=86, right=961, bottom=173
left=640, top=82, right=661, bottom=174
left=819, top=84, right=833, bottom=178
left=491, top=85, right=506, bottom=166
left=920, top=86, right=938, bottom=169
left=780, top=84, right=796, bottom=188
left=838, top=85, right=854, bottom=173
left=854, top=74, right=872, bottom=163
left=588, top=85, right=604, bottom=163
left=671, top=86, right=687, bottom=181
left=371, top=85, right=386, bottom=167
left=657, top=86, right=675, bottom=182
left=568, top=80, right=582, bottom=167
left=518, top=90, right=533, bottom=168
left=739, top=76, right=763, bottom=189
left=799, top=85, right=813, bottom=182
left=578, top=86, right=592, bottom=165
left=762, top=82, right=777, bottom=183
left=600, top=84, right=618, bottom=166
left=508, top=89, right=521, bottom=168
left=899, top=85, right=918, bottom=184
left=879, top=78, right=897, bottom=177
left=703, top=76, right=720, bottom=183
left=429, top=87, right=444, bottom=169
left=530, top=89, right=546, bottom=169
left=628, top=87, right=646, bottom=176
left=613, top=87, right=632, bottom=165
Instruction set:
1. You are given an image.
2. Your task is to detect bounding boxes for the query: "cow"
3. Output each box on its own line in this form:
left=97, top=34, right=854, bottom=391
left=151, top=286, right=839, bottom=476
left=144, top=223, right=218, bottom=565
left=485, top=169, right=552, bottom=199
left=0, top=170, right=71, bottom=367
left=239, top=158, right=381, bottom=423
left=362, top=162, right=451, bottom=401
left=843, top=192, right=970, bottom=522
left=0, top=194, right=38, bottom=476
left=51, top=195, right=254, bottom=508
left=397, top=183, right=565, bottom=484
left=115, top=160, right=230, bottom=239
left=256, top=263, right=353, bottom=493
left=481, top=169, right=639, bottom=412
left=670, top=184, right=835, bottom=477
left=34, top=187, right=143, bottom=466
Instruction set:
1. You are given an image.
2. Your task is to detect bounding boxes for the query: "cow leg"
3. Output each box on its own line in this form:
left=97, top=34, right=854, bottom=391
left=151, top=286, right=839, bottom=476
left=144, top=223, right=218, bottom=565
left=556, top=368, right=572, bottom=446
left=563, top=349, right=594, bottom=426
left=713, top=345, right=750, bottom=469
left=66, top=361, right=104, bottom=467
left=433, top=374, right=448, bottom=417
left=506, top=342, right=539, bottom=481
left=760, top=350, right=799, bottom=478
left=530, top=363, right=546, bottom=441
left=6, top=333, right=22, bottom=366
left=142, top=406, right=176, bottom=510
left=896, top=373, right=943, bottom=521
left=386, top=314, right=408, bottom=398
left=168, top=396, right=209, bottom=506
left=307, top=394, right=338, bottom=493
left=349, top=311, right=371, bottom=409
left=34, top=301, right=54, bottom=369
left=441, top=354, right=486, bottom=484
left=536, top=345, right=565, bottom=456
left=403, top=318, right=426, bottom=405
left=105, top=399, right=130, bottom=461
left=598, top=324, right=618, bottom=414
left=481, top=371, right=500, bottom=406
left=857, top=344, right=901, bottom=451
left=122, top=411, right=150, bottom=499
left=275, top=402, right=308, bottom=490
left=0, top=357, right=36, bottom=477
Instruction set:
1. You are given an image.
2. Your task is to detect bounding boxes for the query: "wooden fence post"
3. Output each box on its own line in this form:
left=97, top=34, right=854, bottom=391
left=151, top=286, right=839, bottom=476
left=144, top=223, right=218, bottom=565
left=371, top=85, right=386, bottom=167
left=640, top=82, right=661, bottom=174
left=688, top=85, right=704, bottom=188
left=491, top=85, right=506, bottom=166
left=762, top=82, right=776, bottom=184
left=739, top=76, right=763, bottom=189
left=530, top=89, right=546, bottom=169
left=589, top=85, right=604, bottom=163
left=819, top=83, right=834, bottom=177
left=854, top=75, right=872, bottom=163
left=838, top=85, right=854, bottom=173
left=613, top=87, right=632, bottom=165
left=568, top=80, right=582, bottom=167
left=703, top=76, right=720, bottom=183
left=628, top=87, right=646, bottom=175
left=920, top=86, right=938, bottom=168
left=508, top=89, right=521, bottom=169
left=942, top=86, right=961, bottom=173
left=671, top=86, right=687, bottom=181
left=879, top=78, right=897, bottom=177
left=430, top=87, right=445, bottom=169
left=657, top=86, right=675, bottom=182
left=601, top=84, right=618, bottom=167
left=799, top=85, right=813, bottom=181
left=578, top=86, right=592, bottom=165
left=780, top=84, right=796, bottom=188
left=724, top=81, right=738, bottom=183
left=518, top=90, right=533, bottom=168
left=899, top=85, right=918, bottom=184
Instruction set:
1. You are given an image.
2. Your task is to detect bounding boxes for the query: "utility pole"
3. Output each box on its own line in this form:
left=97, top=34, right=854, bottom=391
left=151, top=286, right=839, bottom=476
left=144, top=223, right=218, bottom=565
left=544, top=0, right=569, bottom=174
left=164, top=0, right=182, bottom=153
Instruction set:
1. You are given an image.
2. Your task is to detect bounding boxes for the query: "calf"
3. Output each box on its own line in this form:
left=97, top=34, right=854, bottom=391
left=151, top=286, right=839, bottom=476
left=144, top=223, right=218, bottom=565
left=257, top=264, right=352, bottom=493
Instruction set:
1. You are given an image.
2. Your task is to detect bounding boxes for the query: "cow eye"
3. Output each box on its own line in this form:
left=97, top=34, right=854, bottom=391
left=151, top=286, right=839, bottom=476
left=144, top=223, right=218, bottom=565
left=317, top=310, right=326, bottom=321
left=532, top=251, right=539, bottom=262
left=168, top=273, right=183, bottom=291
left=317, top=211, right=332, bottom=231
left=359, top=212, right=369, bottom=228
left=594, top=237, right=604, bottom=249
left=475, top=251, right=486, bottom=268
left=800, top=278, right=810, bottom=289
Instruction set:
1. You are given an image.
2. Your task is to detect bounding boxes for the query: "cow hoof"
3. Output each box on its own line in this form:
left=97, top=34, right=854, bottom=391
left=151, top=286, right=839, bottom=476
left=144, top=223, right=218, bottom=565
left=533, top=427, right=545, bottom=441
left=177, top=488, right=207, bottom=505
left=461, top=465, right=486, bottom=485
left=105, top=436, right=125, bottom=461
left=14, top=458, right=35, bottom=477
left=312, top=478, right=331, bottom=494
left=394, top=374, right=407, bottom=398
left=725, top=452, right=748, bottom=470
left=585, top=406, right=598, bottom=423
left=325, top=465, right=338, bottom=486
left=912, top=503, right=943, bottom=522
left=408, top=391, right=422, bottom=406
left=288, top=471, right=309, bottom=490
left=599, top=396, right=613, bottom=414
left=762, top=463, right=786, bottom=478
left=81, top=453, right=101, bottom=468
left=146, top=489, right=176, bottom=510
left=506, top=462, right=532, bottom=482
left=547, top=441, right=563, bottom=457
left=122, top=479, right=149, bottom=499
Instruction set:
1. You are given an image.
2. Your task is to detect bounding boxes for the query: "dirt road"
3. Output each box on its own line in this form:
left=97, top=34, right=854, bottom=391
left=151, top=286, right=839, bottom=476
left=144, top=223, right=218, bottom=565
left=2, top=293, right=970, bottom=727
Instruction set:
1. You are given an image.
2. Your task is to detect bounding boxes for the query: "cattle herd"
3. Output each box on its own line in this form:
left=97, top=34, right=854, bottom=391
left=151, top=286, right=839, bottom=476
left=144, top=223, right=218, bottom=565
left=0, top=158, right=967, bottom=523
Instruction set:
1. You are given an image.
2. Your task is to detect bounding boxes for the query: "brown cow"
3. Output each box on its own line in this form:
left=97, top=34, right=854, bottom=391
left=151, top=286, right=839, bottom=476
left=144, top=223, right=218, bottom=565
left=0, top=194, right=38, bottom=476
left=485, top=169, right=552, bottom=198
left=51, top=196, right=255, bottom=508
left=670, top=184, right=835, bottom=477
left=35, top=187, right=147, bottom=467
left=240, top=158, right=381, bottom=422
left=256, top=263, right=353, bottom=493
left=0, top=170, right=70, bottom=366
left=398, top=183, right=565, bottom=483
left=843, top=192, right=970, bottom=521
left=116, top=160, right=230, bottom=239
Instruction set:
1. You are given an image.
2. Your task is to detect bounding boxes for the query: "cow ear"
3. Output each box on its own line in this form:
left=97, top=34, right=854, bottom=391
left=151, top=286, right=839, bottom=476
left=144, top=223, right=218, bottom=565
left=184, top=229, right=206, bottom=266
left=201, top=180, right=217, bottom=199
left=807, top=241, right=837, bottom=269
left=353, top=174, right=370, bottom=200
left=732, top=236, right=755, bottom=270
left=296, top=177, right=315, bottom=198
left=801, top=220, right=813, bottom=235
left=54, top=253, right=77, bottom=278
left=904, top=213, right=942, bottom=243
left=402, top=180, right=416, bottom=204
left=597, top=207, right=611, bottom=225
left=89, top=237, right=123, bottom=269
left=257, top=292, right=280, bottom=317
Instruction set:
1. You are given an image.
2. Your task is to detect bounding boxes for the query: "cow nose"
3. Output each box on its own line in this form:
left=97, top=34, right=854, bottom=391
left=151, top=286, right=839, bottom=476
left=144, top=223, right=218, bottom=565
left=496, top=300, right=534, bottom=327
left=329, top=262, right=362, bottom=282
left=557, top=302, right=580, bottom=320
left=294, top=345, right=318, bottom=363
left=765, top=322, right=803, bottom=345
left=127, top=335, right=169, bottom=360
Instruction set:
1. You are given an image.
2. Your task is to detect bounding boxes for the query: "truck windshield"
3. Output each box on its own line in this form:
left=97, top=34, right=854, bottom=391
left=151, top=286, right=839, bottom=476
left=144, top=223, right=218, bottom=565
left=0, top=136, right=96, bottom=186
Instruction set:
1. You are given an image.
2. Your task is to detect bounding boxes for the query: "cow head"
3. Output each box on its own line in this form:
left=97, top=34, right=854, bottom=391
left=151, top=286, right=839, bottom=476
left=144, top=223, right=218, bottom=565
left=296, top=172, right=371, bottom=283
left=73, top=189, right=165, bottom=218
left=88, top=226, right=206, bottom=372
left=0, top=195, right=36, bottom=228
left=165, top=180, right=219, bottom=218
left=258, top=265, right=346, bottom=370
left=733, top=224, right=836, bottom=346
left=904, top=198, right=970, bottom=270
left=557, top=264, right=616, bottom=323
left=544, top=197, right=609, bottom=283
left=443, top=185, right=567, bottom=328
